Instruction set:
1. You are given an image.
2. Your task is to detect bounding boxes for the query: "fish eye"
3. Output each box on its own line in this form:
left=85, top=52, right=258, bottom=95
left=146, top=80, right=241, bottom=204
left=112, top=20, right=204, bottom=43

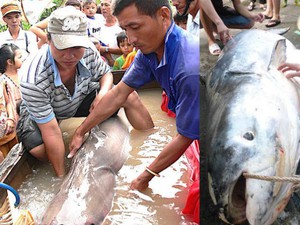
left=243, top=131, right=255, bottom=141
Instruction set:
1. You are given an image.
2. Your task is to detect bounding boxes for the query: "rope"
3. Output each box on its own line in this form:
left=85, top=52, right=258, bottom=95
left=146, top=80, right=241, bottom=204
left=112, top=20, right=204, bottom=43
left=0, top=197, right=13, bottom=225
left=0, top=197, right=34, bottom=225
left=243, top=173, right=300, bottom=191
left=243, top=173, right=300, bottom=183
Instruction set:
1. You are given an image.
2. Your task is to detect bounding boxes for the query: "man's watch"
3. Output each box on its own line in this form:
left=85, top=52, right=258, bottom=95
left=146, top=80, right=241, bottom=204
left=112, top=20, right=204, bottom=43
left=105, top=47, right=109, bottom=53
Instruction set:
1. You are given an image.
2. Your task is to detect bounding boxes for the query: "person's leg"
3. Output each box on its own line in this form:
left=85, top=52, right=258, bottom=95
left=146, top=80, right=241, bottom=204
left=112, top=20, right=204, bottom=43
left=265, top=0, right=281, bottom=27
left=75, top=88, right=154, bottom=130
left=248, top=0, right=256, bottom=11
left=29, top=144, right=47, bottom=161
left=16, top=107, right=47, bottom=161
left=200, top=8, right=221, bottom=56
left=222, top=15, right=254, bottom=29
left=263, top=0, right=273, bottom=18
left=121, top=91, right=154, bottom=130
left=272, top=0, right=281, bottom=20
left=258, top=0, right=266, bottom=9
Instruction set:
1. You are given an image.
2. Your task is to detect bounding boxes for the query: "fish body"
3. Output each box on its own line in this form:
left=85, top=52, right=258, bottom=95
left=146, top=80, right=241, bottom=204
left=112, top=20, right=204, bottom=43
left=206, top=30, right=300, bottom=225
left=41, top=116, right=130, bottom=225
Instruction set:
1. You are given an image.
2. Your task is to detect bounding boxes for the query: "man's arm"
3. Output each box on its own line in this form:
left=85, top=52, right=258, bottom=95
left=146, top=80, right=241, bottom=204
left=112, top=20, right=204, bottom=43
left=130, top=134, right=193, bottom=191
left=90, top=72, right=114, bottom=112
left=199, top=0, right=231, bottom=44
left=38, top=118, right=66, bottom=177
left=68, top=81, right=134, bottom=157
left=232, top=0, right=264, bottom=22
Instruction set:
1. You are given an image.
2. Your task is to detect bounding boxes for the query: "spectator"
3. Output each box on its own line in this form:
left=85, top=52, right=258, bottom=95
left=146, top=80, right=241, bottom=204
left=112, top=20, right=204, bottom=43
left=82, top=0, right=116, bottom=65
left=0, top=43, right=23, bottom=161
left=263, top=0, right=281, bottom=27
left=112, top=31, right=134, bottom=70
left=98, top=0, right=123, bottom=66
left=174, top=13, right=188, bottom=30
left=0, top=1, right=38, bottom=60
left=201, top=0, right=264, bottom=55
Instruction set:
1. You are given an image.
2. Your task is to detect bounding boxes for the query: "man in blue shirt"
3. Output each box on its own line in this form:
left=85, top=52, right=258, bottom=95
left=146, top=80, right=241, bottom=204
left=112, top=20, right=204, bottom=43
left=69, top=0, right=200, bottom=191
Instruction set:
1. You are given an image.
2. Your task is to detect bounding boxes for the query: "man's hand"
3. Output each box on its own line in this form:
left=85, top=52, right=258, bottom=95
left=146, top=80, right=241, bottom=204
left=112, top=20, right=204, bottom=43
left=252, top=13, right=264, bottom=23
left=278, top=63, right=300, bottom=78
left=68, top=129, right=85, bottom=158
left=130, top=170, right=154, bottom=191
left=216, top=22, right=231, bottom=45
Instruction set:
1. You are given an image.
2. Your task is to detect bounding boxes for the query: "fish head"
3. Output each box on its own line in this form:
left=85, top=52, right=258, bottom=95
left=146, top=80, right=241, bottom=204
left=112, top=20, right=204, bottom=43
left=207, top=74, right=300, bottom=225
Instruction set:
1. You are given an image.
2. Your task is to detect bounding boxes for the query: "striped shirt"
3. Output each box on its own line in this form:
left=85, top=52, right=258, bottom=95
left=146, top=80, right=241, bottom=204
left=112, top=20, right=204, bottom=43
left=19, top=44, right=110, bottom=124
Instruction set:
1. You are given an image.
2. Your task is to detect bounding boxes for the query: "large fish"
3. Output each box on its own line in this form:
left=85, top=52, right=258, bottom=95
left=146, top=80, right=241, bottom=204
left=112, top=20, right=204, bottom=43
left=41, top=116, right=130, bottom=224
left=205, top=29, right=300, bottom=225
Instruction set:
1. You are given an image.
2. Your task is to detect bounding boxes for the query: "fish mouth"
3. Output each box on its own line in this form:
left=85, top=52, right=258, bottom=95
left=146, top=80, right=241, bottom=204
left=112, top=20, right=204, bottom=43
left=220, top=174, right=247, bottom=224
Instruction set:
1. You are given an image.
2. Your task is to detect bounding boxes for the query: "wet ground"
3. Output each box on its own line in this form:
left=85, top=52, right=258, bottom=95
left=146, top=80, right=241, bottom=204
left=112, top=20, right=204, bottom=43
left=200, top=1, right=300, bottom=224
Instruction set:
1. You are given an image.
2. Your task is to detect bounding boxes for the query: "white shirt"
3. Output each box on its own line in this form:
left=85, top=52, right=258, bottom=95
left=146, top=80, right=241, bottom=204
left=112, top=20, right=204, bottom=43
left=187, top=11, right=200, bottom=37
left=0, top=29, right=38, bottom=59
left=86, top=14, right=105, bottom=42
left=100, top=24, right=123, bottom=60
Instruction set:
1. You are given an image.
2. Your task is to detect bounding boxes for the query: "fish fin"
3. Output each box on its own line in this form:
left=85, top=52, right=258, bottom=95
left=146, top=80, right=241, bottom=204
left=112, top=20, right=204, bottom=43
left=268, top=39, right=287, bottom=69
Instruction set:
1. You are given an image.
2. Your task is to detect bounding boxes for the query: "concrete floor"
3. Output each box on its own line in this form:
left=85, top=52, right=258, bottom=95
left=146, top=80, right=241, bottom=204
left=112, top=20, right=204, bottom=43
left=200, top=1, right=300, bottom=224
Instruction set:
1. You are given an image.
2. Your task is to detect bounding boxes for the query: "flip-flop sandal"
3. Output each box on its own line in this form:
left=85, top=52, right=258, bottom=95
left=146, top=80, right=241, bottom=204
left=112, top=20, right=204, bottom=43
left=247, top=2, right=255, bottom=11
left=209, top=43, right=221, bottom=56
left=259, top=4, right=266, bottom=10
left=265, top=19, right=281, bottom=28
left=263, top=15, right=273, bottom=19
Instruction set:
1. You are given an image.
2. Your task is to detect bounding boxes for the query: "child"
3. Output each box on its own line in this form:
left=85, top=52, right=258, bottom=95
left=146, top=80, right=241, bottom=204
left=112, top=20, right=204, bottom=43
left=83, top=0, right=105, bottom=41
left=112, top=31, right=134, bottom=71
left=0, top=43, right=22, bottom=162
left=174, top=13, right=188, bottom=30
left=82, top=0, right=116, bottom=64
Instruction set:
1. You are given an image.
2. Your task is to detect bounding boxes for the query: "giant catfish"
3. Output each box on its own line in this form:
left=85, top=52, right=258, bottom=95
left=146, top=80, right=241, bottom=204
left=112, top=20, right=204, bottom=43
left=41, top=116, right=130, bottom=224
left=205, top=29, right=300, bottom=225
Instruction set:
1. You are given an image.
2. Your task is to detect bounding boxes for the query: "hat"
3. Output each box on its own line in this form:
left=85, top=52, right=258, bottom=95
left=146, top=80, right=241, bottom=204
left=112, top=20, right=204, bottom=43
left=1, top=1, right=21, bottom=17
left=65, top=0, right=82, bottom=8
left=47, top=6, right=89, bottom=50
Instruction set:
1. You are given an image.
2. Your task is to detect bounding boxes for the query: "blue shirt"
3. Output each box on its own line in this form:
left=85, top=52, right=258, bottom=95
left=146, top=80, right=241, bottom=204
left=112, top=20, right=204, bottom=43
left=122, top=22, right=199, bottom=140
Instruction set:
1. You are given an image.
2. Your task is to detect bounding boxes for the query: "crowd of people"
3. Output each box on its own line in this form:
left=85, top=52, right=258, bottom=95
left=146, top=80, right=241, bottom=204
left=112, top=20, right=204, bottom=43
left=198, top=0, right=294, bottom=56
